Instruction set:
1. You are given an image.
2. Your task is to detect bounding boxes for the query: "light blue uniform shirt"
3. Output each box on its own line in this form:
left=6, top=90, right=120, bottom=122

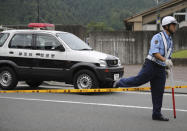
left=148, top=31, right=173, bottom=66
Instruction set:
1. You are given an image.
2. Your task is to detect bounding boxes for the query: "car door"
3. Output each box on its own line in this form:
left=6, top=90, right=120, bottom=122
left=8, top=33, right=34, bottom=78
left=32, top=33, right=67, bottom=80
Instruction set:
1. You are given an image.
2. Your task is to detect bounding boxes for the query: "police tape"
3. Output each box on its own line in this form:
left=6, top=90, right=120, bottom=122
left=0, top=86, right=187, bottom=93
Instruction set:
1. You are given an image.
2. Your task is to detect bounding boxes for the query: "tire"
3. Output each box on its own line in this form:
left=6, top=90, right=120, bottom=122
left=0, top=67, right=18, bottom=90
left=26, top=80, right=43, bottom=88
left=73, top=70, right=99, bottom=89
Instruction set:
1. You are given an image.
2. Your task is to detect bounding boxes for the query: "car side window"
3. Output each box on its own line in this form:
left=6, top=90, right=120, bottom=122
left=36, top=34, right=62, bottom=51
left=9, top=34, right=32, bottom=49
left=0, top=33, right=9, bottom=47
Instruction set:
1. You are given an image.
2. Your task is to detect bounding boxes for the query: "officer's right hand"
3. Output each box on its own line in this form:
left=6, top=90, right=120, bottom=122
left=165, top=59, right=173, bottom=69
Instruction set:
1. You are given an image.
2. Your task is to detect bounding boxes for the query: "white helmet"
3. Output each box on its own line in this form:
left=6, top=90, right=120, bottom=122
left=162, top=16, right=178, bottom=26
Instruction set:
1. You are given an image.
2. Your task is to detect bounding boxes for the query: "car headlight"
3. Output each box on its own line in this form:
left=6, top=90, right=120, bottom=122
left=118, top=59, right=121, bottom=66
left=99, top=59, right=107, bottom=67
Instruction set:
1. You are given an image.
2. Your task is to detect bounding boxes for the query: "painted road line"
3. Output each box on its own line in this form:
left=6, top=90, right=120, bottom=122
left=0, top=96, right=187, bottom=112
left=121, top=91, right=187, bottom=97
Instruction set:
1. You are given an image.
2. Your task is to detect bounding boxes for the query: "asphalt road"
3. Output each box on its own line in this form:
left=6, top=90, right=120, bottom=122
left=0, top=65, right=187, bottom=131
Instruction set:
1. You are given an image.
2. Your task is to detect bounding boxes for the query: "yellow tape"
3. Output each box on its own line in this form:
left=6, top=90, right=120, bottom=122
left=0, top=86, right=187, bottom=93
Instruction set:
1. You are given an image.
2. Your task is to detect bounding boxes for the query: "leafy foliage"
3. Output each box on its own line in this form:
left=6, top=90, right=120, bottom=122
left=0, top=0, right=168, bottom=30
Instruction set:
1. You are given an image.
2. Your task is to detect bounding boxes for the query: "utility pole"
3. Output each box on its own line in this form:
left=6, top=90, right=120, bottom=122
left=37, top=0, right=40, bottom=23
left=156, top=0, right=161, bottom=31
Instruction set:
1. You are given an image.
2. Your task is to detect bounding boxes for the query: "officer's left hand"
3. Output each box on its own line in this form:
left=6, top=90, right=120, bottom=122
left=165, top=59, right=173, bottom=69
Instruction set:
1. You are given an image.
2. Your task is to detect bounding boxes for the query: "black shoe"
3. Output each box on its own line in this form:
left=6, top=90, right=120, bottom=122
left=152, top=115, right=169, bottom=121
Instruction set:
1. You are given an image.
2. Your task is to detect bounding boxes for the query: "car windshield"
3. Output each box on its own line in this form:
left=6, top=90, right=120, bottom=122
left=56, top=33, right=92, bottom=50
left=0, top=33, right=9, bottom=47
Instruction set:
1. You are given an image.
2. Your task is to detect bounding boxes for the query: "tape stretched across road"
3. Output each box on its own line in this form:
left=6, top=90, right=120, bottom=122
left=0, top=86, right=187, bottom=93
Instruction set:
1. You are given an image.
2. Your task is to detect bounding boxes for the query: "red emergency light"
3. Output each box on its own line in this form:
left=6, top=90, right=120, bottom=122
left=28, top=23, right=54, bottom=28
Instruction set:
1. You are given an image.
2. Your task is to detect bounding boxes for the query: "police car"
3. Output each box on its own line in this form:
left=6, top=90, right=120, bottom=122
left=0, top=23, right=124, bottom=90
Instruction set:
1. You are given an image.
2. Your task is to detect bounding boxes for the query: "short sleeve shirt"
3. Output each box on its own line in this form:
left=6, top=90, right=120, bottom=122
left=148, top=31, right=173, bottom=66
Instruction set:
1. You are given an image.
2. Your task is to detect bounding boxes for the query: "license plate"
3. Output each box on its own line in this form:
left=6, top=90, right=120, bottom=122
left=114, top=74, right=119, bottom=81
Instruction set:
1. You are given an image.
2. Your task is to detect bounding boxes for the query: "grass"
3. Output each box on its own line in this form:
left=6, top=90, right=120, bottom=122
left=172, top=50, right=187, bottom=58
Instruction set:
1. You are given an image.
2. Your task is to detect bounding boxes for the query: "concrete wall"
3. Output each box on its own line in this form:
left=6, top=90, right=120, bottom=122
left=89, top=31, right=187, bottom=64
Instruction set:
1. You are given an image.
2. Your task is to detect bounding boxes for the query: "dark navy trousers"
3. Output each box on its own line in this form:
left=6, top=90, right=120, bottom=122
left=117, top=59, right=166, bottom=116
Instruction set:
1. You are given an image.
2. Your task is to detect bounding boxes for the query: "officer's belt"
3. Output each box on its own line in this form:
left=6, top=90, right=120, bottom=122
left=146, top=55, right=165, bottom=67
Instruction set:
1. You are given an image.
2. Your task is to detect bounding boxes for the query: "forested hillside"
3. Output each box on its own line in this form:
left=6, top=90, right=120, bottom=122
left=0, top=0, right=171, bottom=30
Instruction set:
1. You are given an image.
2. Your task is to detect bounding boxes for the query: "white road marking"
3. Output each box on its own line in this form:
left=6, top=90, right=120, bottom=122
left=121, top=91, right=187, bottom=97
left=0, top=96, right=187, bottom=112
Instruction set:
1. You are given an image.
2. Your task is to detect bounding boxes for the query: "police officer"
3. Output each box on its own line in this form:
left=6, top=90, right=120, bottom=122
left=114, top=16, right=178, bottom=121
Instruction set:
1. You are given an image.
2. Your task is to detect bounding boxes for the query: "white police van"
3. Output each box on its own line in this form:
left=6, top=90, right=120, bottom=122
left=0, top=24, right=124, bottom=90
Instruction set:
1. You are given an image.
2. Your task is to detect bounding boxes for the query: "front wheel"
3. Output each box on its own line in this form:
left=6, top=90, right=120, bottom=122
left=0, top=67, right=18, bottom=90
left=73, top=70, right=99, bottom=89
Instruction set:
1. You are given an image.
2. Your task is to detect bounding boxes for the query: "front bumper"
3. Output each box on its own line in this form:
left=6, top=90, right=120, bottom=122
left=95, top=66, right=124, bottom=82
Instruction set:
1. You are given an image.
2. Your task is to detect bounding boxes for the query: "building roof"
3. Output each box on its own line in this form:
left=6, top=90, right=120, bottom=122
left=124, top=0, right=186, bottom=23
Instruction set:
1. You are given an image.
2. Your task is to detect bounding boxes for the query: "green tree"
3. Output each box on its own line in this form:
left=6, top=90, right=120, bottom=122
left=0, top=0, right=157, bottom=30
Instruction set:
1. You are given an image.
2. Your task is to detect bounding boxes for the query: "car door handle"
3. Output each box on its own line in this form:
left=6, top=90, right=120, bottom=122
left=9, top=51, right=14, bottom=54
left=36, top=53, right=40, bottom=56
